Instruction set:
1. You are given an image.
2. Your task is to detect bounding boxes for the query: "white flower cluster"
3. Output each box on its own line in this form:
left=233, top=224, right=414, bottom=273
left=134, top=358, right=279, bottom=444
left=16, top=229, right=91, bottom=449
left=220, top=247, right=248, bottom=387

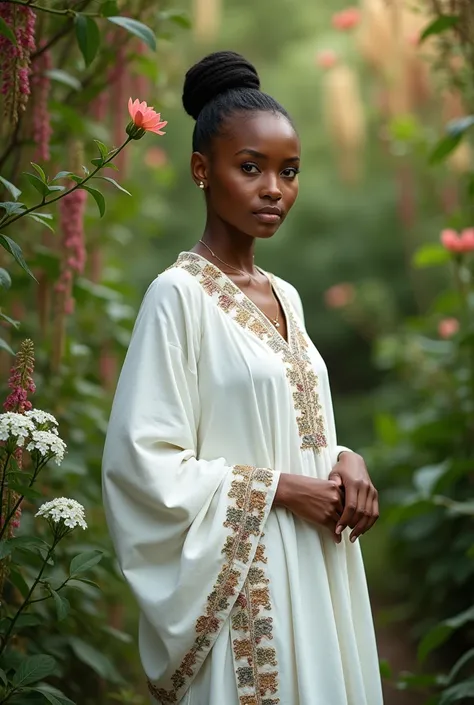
left=24, top=409, right=59, bottom=434
left=36, top=497, right=87, bottom=531
left=0, top=409, right=66, bottom=464
left=26, top=431, right=66, bottom=465
left=0, top=412, right=35, bottom=447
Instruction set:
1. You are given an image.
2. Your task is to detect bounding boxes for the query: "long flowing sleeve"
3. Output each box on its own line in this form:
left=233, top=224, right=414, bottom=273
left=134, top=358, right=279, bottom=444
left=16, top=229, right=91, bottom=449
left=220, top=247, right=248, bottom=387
left=101, top=270, right=280, bottom=703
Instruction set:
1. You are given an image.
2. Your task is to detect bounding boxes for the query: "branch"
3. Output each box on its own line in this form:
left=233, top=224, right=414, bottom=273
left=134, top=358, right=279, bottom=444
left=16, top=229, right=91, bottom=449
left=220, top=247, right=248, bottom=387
left=1, top=0, right=101, bottom=18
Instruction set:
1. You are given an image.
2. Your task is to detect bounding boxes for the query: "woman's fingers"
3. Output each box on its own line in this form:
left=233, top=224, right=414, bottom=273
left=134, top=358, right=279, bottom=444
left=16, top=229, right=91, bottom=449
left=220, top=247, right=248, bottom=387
left=350, top=488, right=379, bottom=542
left=336, top=485, right=358, bottom=536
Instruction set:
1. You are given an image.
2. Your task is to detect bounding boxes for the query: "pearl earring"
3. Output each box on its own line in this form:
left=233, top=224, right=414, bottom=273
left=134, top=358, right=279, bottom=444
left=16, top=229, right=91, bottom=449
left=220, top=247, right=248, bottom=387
left=198, top=181, right=205, bottom=190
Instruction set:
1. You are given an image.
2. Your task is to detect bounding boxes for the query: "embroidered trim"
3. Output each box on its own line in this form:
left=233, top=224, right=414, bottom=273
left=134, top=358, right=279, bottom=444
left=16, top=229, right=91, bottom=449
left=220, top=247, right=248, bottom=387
left=148, top=465, right=275, bottom=705
left=174, top=253, right=327, bottom=452
left=231, top=535, right=280, bottom=705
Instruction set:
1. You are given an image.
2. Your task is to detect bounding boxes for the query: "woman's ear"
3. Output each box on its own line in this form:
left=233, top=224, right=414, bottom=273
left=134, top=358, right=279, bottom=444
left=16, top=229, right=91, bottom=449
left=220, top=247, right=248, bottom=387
left=191, top=151, right=209, bottom=189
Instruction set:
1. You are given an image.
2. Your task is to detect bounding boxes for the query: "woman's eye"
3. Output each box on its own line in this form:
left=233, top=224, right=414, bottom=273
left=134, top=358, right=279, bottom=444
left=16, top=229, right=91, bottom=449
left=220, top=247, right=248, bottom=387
left=282, top=167, right=300, bottom=178
left=241, top=163, right=259, bottom=174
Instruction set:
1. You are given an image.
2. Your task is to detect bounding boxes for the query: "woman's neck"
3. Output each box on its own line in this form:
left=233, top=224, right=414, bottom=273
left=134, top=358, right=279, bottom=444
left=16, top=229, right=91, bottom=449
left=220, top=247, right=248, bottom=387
left=197, top=220, right=256, bottom=275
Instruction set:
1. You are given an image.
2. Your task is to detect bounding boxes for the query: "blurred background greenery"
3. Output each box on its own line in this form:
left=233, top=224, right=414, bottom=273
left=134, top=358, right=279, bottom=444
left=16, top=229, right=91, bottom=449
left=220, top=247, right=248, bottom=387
left=0, top=0, right=473, bottom=703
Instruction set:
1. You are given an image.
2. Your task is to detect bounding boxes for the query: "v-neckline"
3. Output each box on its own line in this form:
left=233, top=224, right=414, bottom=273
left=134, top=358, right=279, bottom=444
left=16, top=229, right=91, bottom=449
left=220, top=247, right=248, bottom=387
left=179, top=251, right=291, bottom=348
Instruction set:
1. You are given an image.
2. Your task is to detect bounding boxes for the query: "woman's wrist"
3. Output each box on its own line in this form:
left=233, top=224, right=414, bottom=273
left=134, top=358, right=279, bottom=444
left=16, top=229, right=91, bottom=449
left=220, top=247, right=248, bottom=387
left=274, top=472, right=292, bottom=507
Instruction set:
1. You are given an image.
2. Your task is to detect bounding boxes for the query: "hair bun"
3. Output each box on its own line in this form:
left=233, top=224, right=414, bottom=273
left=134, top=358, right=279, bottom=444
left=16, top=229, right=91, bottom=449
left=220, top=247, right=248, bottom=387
left=182, top=51, right=260, bottom=120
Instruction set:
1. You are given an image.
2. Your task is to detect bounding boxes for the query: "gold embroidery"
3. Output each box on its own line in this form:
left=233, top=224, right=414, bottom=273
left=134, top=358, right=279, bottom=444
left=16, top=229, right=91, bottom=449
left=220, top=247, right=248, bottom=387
left=174, top=252, right=327, bottom=452
left=148, top=465, right=274, bottom=704
left=231, top=536, right=280, bottom=705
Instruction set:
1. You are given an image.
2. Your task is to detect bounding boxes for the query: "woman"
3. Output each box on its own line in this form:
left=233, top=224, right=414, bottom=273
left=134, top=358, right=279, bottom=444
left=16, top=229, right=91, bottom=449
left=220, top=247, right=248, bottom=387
left=102, top=51, right=383, bottom=705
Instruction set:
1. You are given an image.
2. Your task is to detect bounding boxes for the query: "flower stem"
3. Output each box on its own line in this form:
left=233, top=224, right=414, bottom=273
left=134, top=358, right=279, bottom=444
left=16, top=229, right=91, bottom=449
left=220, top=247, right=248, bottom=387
left=0, top=458, right=45, bottom=542
left=0, top=540, right=57, bottom=655
left=1, top=0, right=101, bottom=18
left=0, top=452, right=12, bottom=530
left=1, top=137, right=133, bottom=230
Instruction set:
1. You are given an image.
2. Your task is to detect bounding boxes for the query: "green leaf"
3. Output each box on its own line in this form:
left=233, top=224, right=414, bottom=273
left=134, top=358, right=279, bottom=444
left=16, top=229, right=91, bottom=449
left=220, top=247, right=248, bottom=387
left=0, top=234, right=37, bottom=281
left=420, top=14, right=459, bottom=42
left=161, top=10, right=192, bottom=28
left=0, top=201, right=25, bottom=216
left=51, top=589, right=70, bottom=621
left=26, top=214, right=55, bottom=233
left=412, top=243, right=451, bottom=268
left=0, top=17, right=17, bottom=45
left=413, top=463, right=449, bottom=498
left=8, top=567, right=30, bottom=599
left=429, top=133, right=462, bottom=164
left=51, top=171, right=73, bottom=182
left=447, top=648, right=474, bottom=685
left=446, top=115, right=474, bottom=138
left=94, top=140, right=108, bottom=159
left=92, top=176, right=131, bottom=196
left=107, top=16, right=156, bottom=51
left=68, top=175, right=83, bottom=184
left=69, top=550, right=103, bottom=576
left=68, top=637, right=122, bottom=682
left=46, top=185, right=65, bottom=193
left=100, top=0, right=119, bottom=16
left=24, top=173, right=49, bottom=198
left=0, top=268, right=11, bottom=289
left=0, top=338, right=14, bottom=355
left=12, top=655, right=56, bottom=687
left=45, top=69, right=81, bottom=91
left=10, top=535, right=50, bottom=559
left=91, top=159, right=119, bottom=171
left=30, top=163, right=47, bottom=183
left=0, top=540, right=12, bottom=560
left=0, top=176, right=21, bottom=201
left=379, top=658, right=392, bottom=680
left=75, top=15, right=100, bottom=67
left=0, top=667, right=7, bottom=686
left=7, top=483, right=42, bottom=501
left=439, top=678, right=474, bottom=705
left=418, top=606, right=474, bottom=663
left=33, top=684, right=75, bottom=705
left=80, top=186, right=105, bottom=218
left=0, top=312, right=20, bottom=327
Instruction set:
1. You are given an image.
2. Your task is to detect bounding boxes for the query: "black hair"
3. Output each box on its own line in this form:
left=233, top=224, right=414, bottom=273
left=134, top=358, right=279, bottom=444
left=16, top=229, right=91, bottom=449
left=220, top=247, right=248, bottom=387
left=182, top=51, right=293, bottom=152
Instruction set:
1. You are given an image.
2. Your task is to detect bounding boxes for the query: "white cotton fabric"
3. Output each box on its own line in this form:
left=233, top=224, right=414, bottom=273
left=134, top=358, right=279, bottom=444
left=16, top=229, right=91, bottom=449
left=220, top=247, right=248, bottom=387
left=102, top=252, right=383, bottom=705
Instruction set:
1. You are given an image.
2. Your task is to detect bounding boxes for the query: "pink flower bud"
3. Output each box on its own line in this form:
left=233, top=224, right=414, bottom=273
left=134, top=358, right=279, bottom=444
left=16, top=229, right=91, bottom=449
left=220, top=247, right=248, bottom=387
left=438, top=318, right=459, bottom=339
left=440, top=229, right=464, bottom=253
left=332, top=7, right=360, bottom=31
left=324, top=283, right=356, bottom=309
left=460, top=228, right=474, bottom=252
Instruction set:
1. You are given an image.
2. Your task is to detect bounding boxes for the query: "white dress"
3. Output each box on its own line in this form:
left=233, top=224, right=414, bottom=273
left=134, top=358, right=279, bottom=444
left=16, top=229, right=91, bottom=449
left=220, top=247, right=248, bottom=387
left=102, top=251, right=383, bottom=705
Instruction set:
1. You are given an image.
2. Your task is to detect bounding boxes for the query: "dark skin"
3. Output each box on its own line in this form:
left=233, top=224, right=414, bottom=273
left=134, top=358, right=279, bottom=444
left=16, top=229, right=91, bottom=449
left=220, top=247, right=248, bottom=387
left=190, top=111, right=379, bottom=543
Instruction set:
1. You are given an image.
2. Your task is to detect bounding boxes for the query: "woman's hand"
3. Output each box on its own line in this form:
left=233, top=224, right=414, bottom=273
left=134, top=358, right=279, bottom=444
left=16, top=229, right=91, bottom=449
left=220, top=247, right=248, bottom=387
left=274, top=474, right=344, bottom=542
left=328, top=452, right=379, bottom=543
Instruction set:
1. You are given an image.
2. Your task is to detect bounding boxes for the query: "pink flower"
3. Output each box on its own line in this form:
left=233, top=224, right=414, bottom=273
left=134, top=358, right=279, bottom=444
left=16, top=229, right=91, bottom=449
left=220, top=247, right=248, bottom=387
left=56, top=189, right=87, bottom=315
left=31, top=48, right=52, bottom=162
left=127, top=98, right=167, bottom=135
left=460, top=227, right=474, bottom=251
left=324, top=283, right=355, bottom=309
left=438, top=318, right=459, bottom=339
left=315, top=50, right=338, bottom=69
left=332, top=7, right=360, bottom=31
left=3, top=339, right=36, bottom=413
left=0, top=3, right=36, bottom=123
left=440, top=228, right=474, bottom=253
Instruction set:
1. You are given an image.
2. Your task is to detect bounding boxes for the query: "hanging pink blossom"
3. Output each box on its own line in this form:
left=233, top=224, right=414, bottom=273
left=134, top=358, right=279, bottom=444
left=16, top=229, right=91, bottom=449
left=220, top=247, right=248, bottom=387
left=315, top=50, right=338, bottom=70
left=0, top=2, right=36, bottom=122
left=31, top=48, right=52, bottom=161
left=56, top=189, right=87, bottom=315
left=3, top=339, right=36, bottom=413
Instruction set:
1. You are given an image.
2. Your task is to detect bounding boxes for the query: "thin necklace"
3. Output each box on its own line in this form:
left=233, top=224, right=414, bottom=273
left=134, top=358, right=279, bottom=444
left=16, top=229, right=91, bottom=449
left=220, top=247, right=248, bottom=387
left=198, top=239, right=281, bottom=328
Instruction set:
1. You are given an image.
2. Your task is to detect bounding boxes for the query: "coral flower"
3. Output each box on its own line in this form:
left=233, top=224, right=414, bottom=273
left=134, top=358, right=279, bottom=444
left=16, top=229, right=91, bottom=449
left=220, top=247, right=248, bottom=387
left=438, top=318, right=459, bottom=339
left=440, top=228, right=474, bottom=253
left=316, top=50, right=338, bottom=70
left=324, top=283, right=355, bottom=309
left=127, top=98, right=167, bottom=139
left=332, top=7, right=360, bottom=31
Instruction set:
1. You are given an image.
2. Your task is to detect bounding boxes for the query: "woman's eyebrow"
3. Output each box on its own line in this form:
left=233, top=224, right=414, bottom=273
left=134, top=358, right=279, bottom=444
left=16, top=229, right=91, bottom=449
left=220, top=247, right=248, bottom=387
left=235, top=148, right=300, bottom=163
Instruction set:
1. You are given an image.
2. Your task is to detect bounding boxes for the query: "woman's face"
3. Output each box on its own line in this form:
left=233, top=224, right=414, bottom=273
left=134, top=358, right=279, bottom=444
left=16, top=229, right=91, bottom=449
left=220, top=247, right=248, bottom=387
left=193, top=111, right=300, bottom=239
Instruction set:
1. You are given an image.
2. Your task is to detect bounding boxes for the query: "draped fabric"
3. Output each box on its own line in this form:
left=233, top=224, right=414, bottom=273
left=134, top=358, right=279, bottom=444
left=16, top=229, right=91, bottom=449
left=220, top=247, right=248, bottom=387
left=102, top=252, right=383, bottom=705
